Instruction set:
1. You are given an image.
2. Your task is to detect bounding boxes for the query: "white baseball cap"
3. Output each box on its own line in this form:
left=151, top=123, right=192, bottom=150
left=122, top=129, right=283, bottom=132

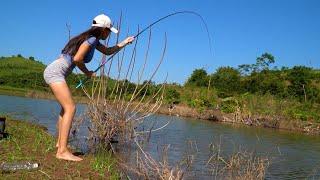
left=92, top=14, right=118, bottom=34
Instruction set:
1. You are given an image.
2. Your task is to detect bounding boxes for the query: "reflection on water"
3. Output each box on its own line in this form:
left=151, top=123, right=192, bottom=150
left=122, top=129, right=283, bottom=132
left=0, top=95, right=319, bottom=179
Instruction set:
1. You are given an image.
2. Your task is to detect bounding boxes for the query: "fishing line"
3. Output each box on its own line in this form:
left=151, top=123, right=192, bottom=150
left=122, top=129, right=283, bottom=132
left=76, top=10, right=213, bottom=89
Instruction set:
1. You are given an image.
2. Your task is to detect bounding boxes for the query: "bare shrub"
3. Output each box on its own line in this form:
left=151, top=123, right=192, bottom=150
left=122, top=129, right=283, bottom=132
left=71, top=15, right=185, bottom=178
left=207, top=140, right=269, bottom=180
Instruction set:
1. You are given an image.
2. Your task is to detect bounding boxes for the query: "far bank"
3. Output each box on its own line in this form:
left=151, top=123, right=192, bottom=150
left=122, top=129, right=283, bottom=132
left=1, top=86, right=319, bottom=135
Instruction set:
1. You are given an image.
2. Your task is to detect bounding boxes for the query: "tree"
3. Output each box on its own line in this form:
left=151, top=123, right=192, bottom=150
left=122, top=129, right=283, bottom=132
left=238, top=52, right=275, bottom=75
left=185, top=68, right=208, bottom=87
left=29, top=56, right=35, bottom=61
left=287, top=66, right=313, bottom=101
left=243, top=70, right=286, bottom=96
left=254, top=53, right=275, bottom=72
left=238, top=64, right=252, bottom=75
left=212, top=67, right=241, bottom=97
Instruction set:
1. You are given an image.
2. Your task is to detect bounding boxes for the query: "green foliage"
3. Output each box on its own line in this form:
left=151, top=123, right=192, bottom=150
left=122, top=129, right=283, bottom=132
left=287, top=66, right=314, bottom=102
left=284, top=103, right=320, bottom=122
left=242, top=70, right=287, bottom=96
left=185, top=68, right=209, bottom=87
left=236, top=54, right=320, bottom=103
left=238, top=52, right=275, bottom=75
left=237, top=94, right=320, bottom=122
left=165, top=88, right=180, bottom=104
left=220, top=97, right=238, bottom=113
left=187, top=97, right=212, bottom=112
left=187, top=97, right=211, bottom=108
left=254, top=53, right=275, bottom=72
left=211, top=66, right=241, bottom=97
left=306, top=86, right=320, bottom=103
left=29, top=56, right=35, bottom=61
left=92, top=149, right=120, bottom=178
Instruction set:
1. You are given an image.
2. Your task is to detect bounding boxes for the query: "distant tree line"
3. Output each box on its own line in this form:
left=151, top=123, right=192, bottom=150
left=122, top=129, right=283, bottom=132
left=184, top=53, right=320, bottom=104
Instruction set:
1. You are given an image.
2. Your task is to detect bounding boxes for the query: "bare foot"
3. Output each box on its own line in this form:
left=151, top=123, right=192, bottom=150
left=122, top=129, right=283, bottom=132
left=56, top=150, right=83, bottom=161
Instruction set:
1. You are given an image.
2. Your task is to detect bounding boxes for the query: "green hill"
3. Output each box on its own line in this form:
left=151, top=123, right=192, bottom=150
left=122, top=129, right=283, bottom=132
left=0, top=56, right=47, bottom=90
left=0, top=56, right=46, bottom=75
left=0, top=56, right=102, bottom=96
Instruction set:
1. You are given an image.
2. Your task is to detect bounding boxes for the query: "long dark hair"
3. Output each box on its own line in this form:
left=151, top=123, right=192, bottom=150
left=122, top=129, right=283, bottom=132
left=61, top=26, right=103, bottom=56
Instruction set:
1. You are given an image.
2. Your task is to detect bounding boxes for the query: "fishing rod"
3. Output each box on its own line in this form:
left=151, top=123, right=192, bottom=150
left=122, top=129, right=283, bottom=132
left=76, top=10, right=212, bottom=89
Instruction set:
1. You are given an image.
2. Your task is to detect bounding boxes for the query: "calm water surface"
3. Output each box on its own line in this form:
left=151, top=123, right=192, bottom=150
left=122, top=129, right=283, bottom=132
left=0, top=95, right=319, bottom=179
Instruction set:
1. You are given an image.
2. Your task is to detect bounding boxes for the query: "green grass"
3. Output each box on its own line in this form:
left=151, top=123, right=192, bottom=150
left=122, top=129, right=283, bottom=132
left=0, top=118, right=55, bottom=162
left=0, top=57, right=45, bottom=76
left=0, top=117, right=120, bottom=179
left=0, top=86, right=31, bottom=97
left=238, top=93, right=320, bottom=123
left=92, top=148, right=120, bottom=179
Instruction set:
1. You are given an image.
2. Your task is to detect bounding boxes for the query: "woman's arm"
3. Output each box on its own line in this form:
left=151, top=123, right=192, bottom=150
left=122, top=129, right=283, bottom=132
left=73, top=43, right=94, bottom=77
left=96, top=36, right=135, bottom=55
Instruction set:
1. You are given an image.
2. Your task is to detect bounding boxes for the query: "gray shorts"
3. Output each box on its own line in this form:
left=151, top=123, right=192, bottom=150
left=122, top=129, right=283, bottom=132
left=43, top=57, right=75, bottom=85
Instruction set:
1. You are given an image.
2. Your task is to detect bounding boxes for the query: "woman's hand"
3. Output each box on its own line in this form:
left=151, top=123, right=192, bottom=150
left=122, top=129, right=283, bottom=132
left=97, top=36, right=135, bottom=56
left=86, top=71, right=96, bottom=78
left=118, top=36, right=135, bottom=48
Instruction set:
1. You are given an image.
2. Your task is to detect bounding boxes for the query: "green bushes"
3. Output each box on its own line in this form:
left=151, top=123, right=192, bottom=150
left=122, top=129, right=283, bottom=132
left=284, top=103, right=320, bottom=122
left=220, top=97, right=238, bottom=113
left=182, top=53, right=320, bottom=107
left=165, top=88, right=180, bottom=104
left=185, top=68, right=209, bottom=87
left=187, top=97, right=212, bottom=112
left=286, top=66, right=320, bottom=103
left=211, top=67, right=241, bottom=97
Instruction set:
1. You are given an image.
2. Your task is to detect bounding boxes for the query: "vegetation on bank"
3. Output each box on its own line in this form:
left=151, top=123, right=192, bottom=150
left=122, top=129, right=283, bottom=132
left=0, top=117, right=119, bottom=179
left=179, top=53, right=320, bottom=125
left=1, top=54, right=320, bottom=131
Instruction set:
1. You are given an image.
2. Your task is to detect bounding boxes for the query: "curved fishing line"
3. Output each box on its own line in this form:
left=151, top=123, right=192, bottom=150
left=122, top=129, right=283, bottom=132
left=76, top=10, right=213, bottom=89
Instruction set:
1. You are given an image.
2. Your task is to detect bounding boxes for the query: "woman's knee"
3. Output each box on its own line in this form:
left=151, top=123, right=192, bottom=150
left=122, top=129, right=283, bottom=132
left=64, top=104, right=76, bottom=114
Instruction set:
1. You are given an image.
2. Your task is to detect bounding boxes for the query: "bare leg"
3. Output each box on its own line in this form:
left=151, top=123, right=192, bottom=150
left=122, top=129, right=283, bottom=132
left=56, top=108, right=63, bottom=148
left=49, top=82, right=82, bottom=161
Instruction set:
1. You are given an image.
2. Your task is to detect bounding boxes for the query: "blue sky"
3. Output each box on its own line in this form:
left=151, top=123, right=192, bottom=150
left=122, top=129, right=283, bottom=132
left=0, top=0, right=319, bottom=84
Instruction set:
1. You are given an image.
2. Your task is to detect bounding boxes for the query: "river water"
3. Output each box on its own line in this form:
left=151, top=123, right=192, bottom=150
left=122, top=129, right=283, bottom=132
left=0, top=94, right=319, bottom=179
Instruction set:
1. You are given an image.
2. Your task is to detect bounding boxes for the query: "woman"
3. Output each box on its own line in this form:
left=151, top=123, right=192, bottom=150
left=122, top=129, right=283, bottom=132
left=44, top=14, right=134, bottom=161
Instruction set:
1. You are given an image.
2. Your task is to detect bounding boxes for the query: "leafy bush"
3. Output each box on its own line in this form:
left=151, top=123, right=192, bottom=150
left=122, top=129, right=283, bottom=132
left=220, top=97, right=238, bottom=113
left=211, top=67, right=241, bottom=97
left=285, top=105, right=320, bottom=122
left=242, top=70, right=287, bottom=96
left=165, top=88, right=180, bottom=104
left=185, top=68, right=209, bottom=87
left=287, top=66, right=313, bottom=101
left=187, top=96, right=214, bottom=112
